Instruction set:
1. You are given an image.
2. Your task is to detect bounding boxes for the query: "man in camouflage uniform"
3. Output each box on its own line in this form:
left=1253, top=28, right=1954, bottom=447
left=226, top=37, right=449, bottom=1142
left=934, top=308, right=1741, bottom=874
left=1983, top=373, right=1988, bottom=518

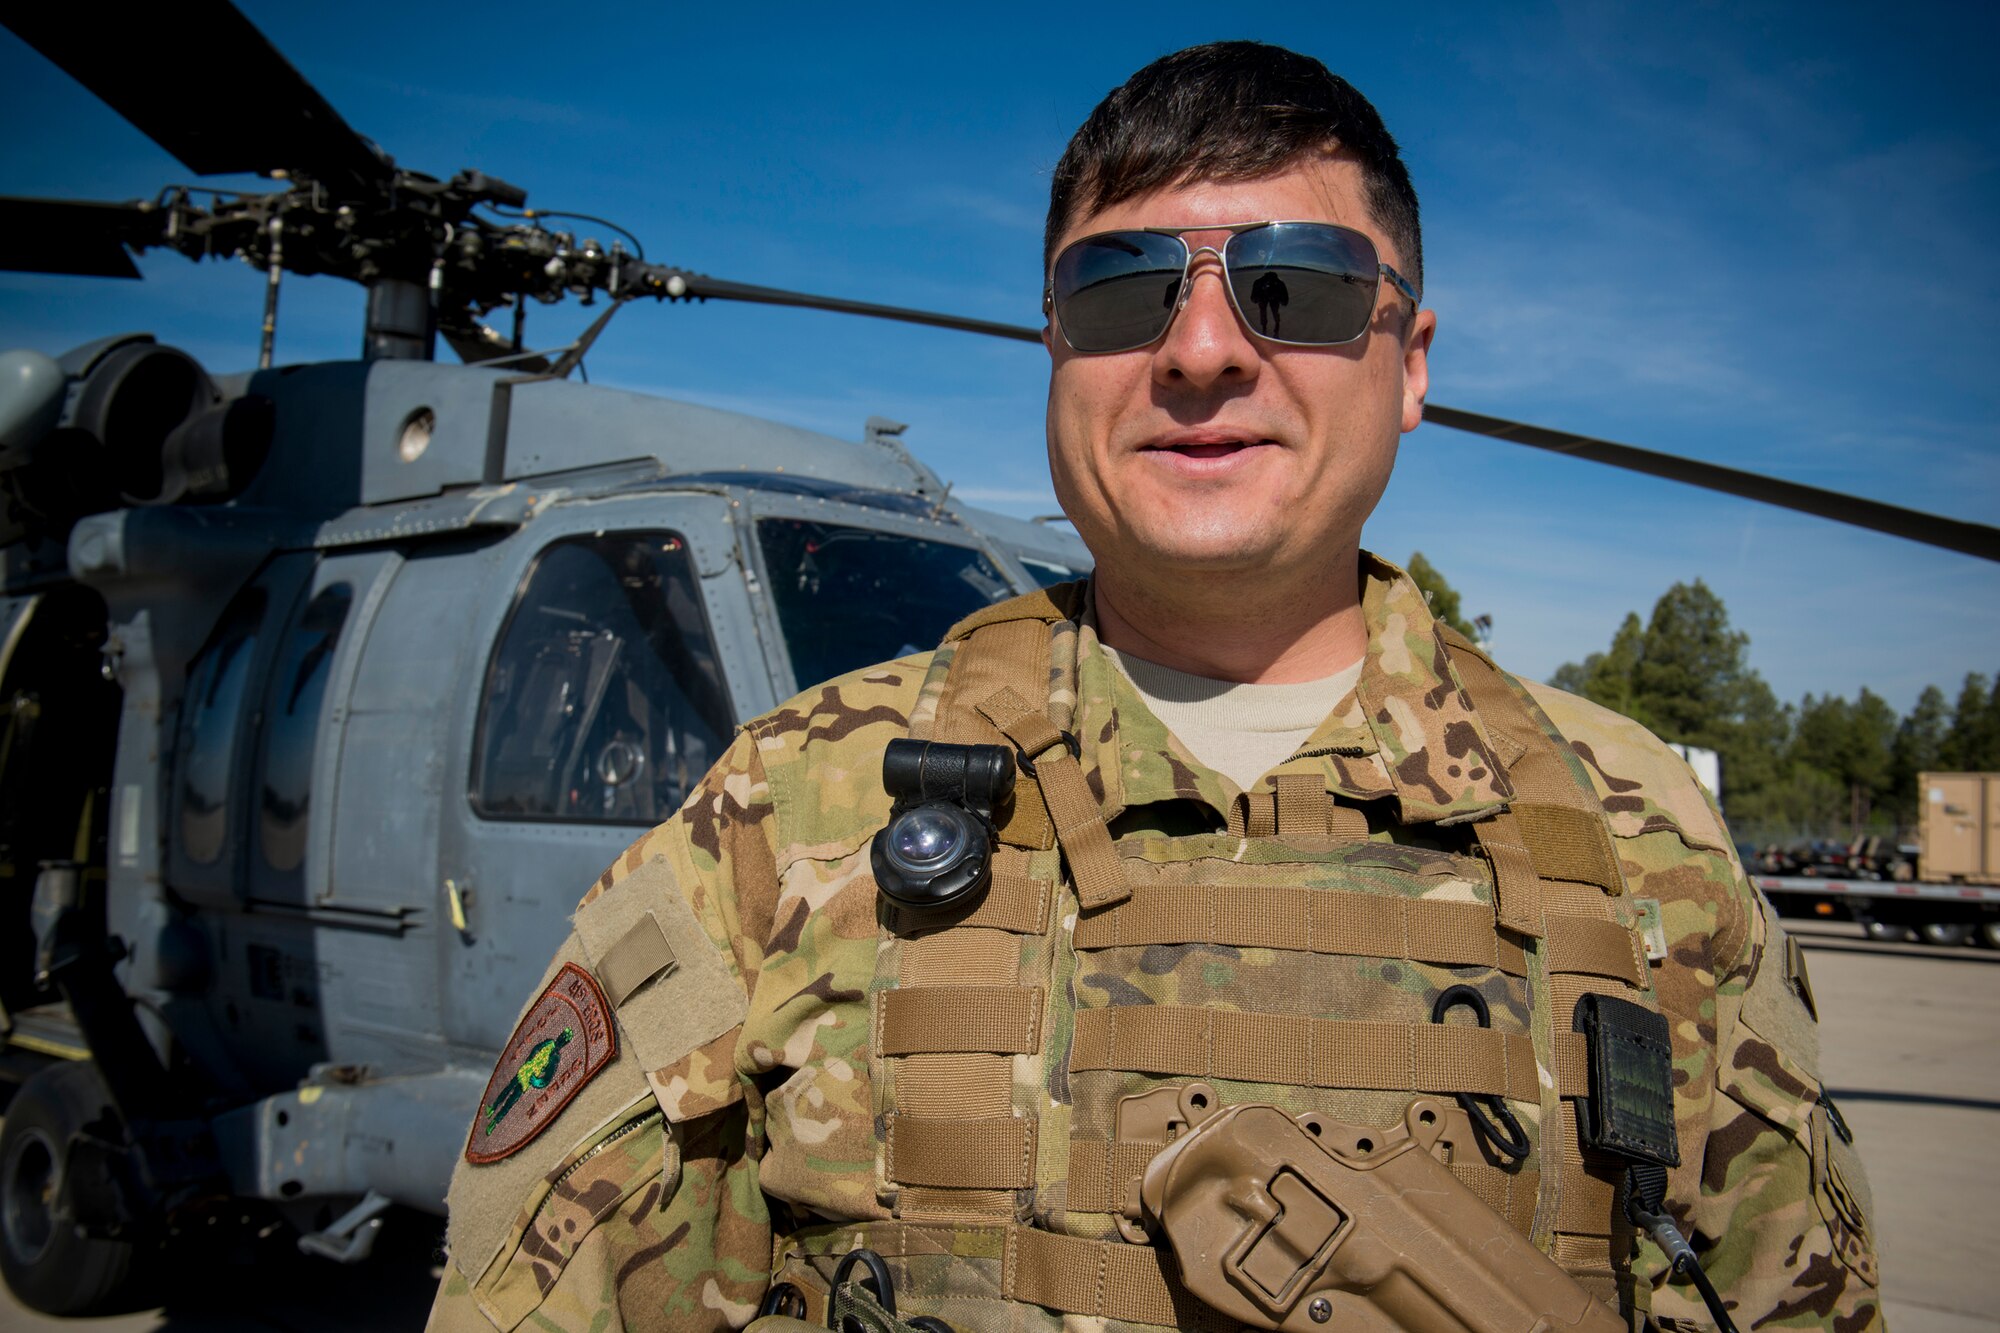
left=429, top=42, right=1881, bottom=1333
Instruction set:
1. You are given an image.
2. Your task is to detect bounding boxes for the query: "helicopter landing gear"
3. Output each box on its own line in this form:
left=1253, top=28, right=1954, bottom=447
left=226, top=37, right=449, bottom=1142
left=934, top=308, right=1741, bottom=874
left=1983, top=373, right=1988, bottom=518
left=0, top=1060, right=153, bottom=1315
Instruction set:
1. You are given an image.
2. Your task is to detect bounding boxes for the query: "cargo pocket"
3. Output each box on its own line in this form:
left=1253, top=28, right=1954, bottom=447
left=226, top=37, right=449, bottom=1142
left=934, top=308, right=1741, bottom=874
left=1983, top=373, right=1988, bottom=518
left=1811, top=1099, right=1877, bottom=1286
left=1725, top=905, right=1876, bottom=1288
left=473, top=1093, right=674, bottom=1331
left=1715, top=1030, right=1877, bottom=1291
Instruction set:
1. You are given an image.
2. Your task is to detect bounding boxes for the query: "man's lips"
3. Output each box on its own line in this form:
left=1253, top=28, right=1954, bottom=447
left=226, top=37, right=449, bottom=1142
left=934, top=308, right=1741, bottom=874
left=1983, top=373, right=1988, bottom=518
left=1137, top=432, right=1278, bottom=467
left=1164, top=441, right=1247, bottom=460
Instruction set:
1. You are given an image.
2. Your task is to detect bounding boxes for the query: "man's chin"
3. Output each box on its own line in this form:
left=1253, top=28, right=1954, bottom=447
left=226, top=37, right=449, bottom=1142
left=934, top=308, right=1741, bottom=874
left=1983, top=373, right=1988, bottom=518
left=1117, top=535, right=1287, bottom=579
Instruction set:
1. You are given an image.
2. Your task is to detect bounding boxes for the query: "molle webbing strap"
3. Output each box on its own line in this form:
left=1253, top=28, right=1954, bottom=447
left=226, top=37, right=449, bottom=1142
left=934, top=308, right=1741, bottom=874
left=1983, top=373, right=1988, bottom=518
left=1545, top=914, right=1648, bottom=990
left=875, top=986, right=1043, bottom=1055
left=979, top=686, right=1128, bottom=910
left=1277, top=772, right=1371, bottom=838
left=1452, top=1162, right=1542, bottom=1237
left=1070, top=1008, right=1547, bottom=1102
left=1556, top=1163, right=1623, bottom=1235
left=1226, top=778, right=1371, bottom=839
left=937, top=618, right=1056, bottom=850
left=1439, top=627, right=1626, bottom=906
left=1074, top=883, right=1532, bottom=976
left=1003, top=1225, right=1222, bottom=1330
left=872, top=605, right=1081, bottom=1220
left=1064, top=1139, right=1165, bottom=1212
left=778, top=1219, right=1218, bottom=1331
left=886, top=1113, right=1037, bottom=1189
left=1227, top=790, right=1278, bottom=838
left=1551, top=1030, right=1590, bottom=1095
left=1471, top=811, right=1547, bottom=938
left=1514, top=802, right=1626, bottom=891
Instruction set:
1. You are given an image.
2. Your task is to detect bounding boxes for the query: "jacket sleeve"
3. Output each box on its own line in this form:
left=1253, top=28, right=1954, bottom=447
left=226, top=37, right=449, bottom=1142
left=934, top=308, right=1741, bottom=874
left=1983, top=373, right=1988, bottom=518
left=1673, top=874, right=1884, bottom=1331
left=427, top=727, right=779, bottom=1332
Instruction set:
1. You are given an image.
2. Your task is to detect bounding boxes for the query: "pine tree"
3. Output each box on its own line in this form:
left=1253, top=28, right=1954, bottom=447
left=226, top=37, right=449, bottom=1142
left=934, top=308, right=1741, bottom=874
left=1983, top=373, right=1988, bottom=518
left=1632, top=581, right=1748, bottom=747
left=1942, top=673, right=1997, bottom=770
left=1888, top=685, right=1949, bottom=824
left=1404, top=552, right=1477, bottom=640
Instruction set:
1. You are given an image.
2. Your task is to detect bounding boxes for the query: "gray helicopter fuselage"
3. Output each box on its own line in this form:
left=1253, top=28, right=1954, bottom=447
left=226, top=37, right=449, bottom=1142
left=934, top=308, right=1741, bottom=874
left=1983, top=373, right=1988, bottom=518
left=3, top=341, right=1086, bottom=1230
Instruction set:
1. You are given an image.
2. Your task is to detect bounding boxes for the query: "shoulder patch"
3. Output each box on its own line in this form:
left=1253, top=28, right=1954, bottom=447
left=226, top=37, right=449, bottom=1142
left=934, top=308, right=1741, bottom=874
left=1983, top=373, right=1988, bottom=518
left=465, top=962, right=617, bottom=1165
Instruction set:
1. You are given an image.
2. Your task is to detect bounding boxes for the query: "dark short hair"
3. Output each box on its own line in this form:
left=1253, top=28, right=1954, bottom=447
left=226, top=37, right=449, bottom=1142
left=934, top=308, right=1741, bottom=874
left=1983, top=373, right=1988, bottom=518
left=1046, top=42, right=1423, bottom=298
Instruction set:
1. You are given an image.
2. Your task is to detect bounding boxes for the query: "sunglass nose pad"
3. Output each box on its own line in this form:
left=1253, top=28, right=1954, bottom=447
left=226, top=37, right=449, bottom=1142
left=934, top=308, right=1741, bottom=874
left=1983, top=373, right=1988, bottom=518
left=1174, top=244, right=1228, bottom=314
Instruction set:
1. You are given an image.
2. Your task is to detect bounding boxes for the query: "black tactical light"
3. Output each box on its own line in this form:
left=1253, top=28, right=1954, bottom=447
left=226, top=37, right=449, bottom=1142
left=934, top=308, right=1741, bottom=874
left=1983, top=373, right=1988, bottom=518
left=871, top=739, right=1015, bottom=913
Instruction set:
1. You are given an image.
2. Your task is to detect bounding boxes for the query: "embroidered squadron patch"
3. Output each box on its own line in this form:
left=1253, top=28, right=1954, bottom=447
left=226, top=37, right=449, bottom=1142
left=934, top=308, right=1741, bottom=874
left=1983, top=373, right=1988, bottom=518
left=464, top=962, right=616, bottom=1165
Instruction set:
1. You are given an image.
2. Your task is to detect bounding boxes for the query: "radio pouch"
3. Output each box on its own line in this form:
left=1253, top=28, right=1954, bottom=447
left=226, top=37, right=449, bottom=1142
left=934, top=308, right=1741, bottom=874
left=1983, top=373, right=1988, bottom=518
left=1572, top=992, right=1679, bottom=1169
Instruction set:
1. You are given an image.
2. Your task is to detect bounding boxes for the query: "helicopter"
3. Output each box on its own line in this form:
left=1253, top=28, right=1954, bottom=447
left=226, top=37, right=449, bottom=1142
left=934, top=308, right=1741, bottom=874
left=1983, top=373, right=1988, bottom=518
left=1, top=0, right=1996, bottom=1319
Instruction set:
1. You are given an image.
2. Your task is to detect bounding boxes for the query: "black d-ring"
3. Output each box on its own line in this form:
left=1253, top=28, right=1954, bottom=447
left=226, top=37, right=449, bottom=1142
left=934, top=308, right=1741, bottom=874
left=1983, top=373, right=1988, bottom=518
left=757, top=1282, right=806, bottom=1319
left=1431, top=984, right=1532, bottom=1164
left=829, top=1247, right=897, bottom=1322
left=1431, top=984, right=1492, bottom=1028
left=1015, top=730, right=1080, bottom=778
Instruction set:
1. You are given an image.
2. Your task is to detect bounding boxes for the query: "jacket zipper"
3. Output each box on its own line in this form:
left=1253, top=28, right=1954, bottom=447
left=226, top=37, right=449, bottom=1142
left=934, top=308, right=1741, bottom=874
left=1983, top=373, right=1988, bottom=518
left=536, top=1108, right=664, bottom=1222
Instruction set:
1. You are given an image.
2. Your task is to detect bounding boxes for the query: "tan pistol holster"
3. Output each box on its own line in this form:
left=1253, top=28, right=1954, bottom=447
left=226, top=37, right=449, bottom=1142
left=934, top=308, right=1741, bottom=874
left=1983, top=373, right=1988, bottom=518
left=770, top=584, right=1670, bottom=1333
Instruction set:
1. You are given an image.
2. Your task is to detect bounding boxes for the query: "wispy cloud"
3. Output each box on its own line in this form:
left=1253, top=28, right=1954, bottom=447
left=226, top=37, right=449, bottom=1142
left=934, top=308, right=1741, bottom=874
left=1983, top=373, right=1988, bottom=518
left=318, top=69, right=602, bottom=131
left=902, top=183, right=1045, bottom=235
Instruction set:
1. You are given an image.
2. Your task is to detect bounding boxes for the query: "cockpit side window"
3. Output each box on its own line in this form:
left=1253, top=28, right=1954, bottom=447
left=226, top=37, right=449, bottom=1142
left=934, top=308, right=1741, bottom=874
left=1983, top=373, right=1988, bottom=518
left=755, top=518, right=1013, bottom=689
left=175, top=588, right=269, bottom=867
left=473, top=532, right=731, bottom=825
left=250, top=583, right=353, bottom=900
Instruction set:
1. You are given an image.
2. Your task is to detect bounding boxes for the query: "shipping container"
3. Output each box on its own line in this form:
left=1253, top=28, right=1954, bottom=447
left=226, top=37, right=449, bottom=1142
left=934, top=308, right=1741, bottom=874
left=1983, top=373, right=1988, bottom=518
left=1920, top=772, right=2000, bottom=885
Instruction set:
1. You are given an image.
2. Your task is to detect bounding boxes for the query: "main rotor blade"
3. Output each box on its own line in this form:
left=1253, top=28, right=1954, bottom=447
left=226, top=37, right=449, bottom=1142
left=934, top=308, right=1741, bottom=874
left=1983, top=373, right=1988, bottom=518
left=1424, top=404, right=2000, bottom=563
left=1, top=0, right=390, bottom=197
left=653, top=270, right=1045, bottom=344
left=0, top=196, right=159, bottom=278
left=617, top=266, right=2000, bottom=562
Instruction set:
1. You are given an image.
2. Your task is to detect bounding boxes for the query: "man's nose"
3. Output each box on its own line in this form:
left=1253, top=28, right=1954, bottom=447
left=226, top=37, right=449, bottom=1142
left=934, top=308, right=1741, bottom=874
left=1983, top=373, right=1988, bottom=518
left=1153, top=251, right=1259, bottom=389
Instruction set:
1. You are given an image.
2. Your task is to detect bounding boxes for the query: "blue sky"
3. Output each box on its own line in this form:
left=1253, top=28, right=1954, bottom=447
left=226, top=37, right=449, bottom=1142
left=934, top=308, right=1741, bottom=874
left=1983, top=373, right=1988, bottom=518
left=3, top=1, right=1995, bottom=716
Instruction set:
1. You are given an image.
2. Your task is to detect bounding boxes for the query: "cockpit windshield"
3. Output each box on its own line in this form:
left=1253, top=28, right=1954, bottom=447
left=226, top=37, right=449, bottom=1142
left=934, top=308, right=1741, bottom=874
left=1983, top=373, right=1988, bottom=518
left=756, top=518, right=1013, bottom=689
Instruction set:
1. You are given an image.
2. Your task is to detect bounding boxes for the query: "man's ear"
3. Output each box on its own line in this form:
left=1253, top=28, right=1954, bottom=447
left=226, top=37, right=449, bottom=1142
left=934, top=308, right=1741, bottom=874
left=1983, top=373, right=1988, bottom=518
left=1401, top=307, right=1437, bottom=435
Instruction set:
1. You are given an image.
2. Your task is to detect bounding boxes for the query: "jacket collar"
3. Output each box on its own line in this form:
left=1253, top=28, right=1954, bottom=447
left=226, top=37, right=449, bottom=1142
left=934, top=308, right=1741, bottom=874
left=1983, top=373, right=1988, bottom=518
left=1071, top=554, right=1514, bottom=828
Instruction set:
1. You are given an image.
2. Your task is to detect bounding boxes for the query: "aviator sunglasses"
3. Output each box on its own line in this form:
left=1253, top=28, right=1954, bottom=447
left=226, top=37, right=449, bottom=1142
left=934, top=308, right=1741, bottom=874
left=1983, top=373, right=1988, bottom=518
left=1045, top=220, right=1421, bottom=354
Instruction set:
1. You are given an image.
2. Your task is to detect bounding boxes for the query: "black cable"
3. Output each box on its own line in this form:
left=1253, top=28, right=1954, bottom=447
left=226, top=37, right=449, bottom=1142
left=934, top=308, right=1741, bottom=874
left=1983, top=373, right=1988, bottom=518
left=481, top=205, right=645, bottom=259
left=1627, top=1186, right=1741, bottom=1333
left=1682, top=1259, right=1741, bottom=1333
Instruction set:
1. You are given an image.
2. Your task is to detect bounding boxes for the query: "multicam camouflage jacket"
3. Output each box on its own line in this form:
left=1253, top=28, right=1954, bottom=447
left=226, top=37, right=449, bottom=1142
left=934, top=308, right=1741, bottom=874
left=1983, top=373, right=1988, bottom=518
left=427, top=555, right=1882, bottom=1333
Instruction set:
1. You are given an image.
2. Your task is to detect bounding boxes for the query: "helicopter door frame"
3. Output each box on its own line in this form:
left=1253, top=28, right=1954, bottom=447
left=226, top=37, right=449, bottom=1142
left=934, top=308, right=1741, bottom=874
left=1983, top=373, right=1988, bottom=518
left=249, top=547, right=401, bottom=913
left=433, top=490, right=755, bottom=1057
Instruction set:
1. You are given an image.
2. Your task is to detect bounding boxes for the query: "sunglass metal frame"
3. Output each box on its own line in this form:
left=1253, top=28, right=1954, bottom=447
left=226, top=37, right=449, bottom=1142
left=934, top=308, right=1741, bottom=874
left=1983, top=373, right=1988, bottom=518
left=1044, top=219, right=1421, bottom=354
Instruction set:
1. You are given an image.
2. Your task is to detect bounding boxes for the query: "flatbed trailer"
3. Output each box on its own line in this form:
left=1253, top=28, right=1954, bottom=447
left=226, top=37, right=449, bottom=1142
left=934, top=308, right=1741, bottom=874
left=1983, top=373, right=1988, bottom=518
left=1754, top=874, right=2000, bottom=947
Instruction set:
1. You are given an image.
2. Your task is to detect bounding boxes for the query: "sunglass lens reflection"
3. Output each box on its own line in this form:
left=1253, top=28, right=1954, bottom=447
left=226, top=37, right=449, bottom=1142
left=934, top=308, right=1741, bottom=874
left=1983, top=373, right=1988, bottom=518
left=1052, top=232, right=1189, bottom=352
left=1223, top=224, right=1379, bottom=345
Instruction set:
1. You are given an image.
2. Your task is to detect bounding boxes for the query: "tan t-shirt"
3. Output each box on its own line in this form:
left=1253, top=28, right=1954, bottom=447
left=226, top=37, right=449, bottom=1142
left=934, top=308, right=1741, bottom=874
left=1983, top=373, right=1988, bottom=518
left=1096, top=640, right=1362, bottom=791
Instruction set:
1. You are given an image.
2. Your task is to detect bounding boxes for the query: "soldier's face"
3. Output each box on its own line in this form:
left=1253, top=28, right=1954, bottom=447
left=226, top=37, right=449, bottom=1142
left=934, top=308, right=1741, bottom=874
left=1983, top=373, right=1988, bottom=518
left=1043, top=154, right=1435, bottom=592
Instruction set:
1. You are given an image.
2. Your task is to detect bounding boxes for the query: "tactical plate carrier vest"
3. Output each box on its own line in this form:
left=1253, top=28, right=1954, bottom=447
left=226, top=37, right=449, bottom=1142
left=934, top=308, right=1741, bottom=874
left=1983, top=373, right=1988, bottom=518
left=768, top=585, right=1670, bottom=1331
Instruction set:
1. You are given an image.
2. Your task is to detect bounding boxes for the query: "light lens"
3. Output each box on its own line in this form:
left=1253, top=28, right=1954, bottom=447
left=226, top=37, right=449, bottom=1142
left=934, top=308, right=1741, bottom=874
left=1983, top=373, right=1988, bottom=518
left=888, top=806, right=963, bottom=868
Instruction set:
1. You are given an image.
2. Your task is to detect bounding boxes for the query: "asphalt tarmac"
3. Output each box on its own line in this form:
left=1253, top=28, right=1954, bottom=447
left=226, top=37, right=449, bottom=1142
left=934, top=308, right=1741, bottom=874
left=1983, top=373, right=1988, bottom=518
left=2, top=919, right=1993, bottom=1331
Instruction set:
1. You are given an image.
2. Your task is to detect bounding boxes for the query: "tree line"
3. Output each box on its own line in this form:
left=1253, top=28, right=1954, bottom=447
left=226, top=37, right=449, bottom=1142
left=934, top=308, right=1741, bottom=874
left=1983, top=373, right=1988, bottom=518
left=1405, top=553, right=2000, bottom=843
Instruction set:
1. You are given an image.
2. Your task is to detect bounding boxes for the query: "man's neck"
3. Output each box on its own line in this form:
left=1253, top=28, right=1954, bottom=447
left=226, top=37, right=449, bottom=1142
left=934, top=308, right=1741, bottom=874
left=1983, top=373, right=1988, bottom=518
left=1090, top=550, right=1368, bottom=684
